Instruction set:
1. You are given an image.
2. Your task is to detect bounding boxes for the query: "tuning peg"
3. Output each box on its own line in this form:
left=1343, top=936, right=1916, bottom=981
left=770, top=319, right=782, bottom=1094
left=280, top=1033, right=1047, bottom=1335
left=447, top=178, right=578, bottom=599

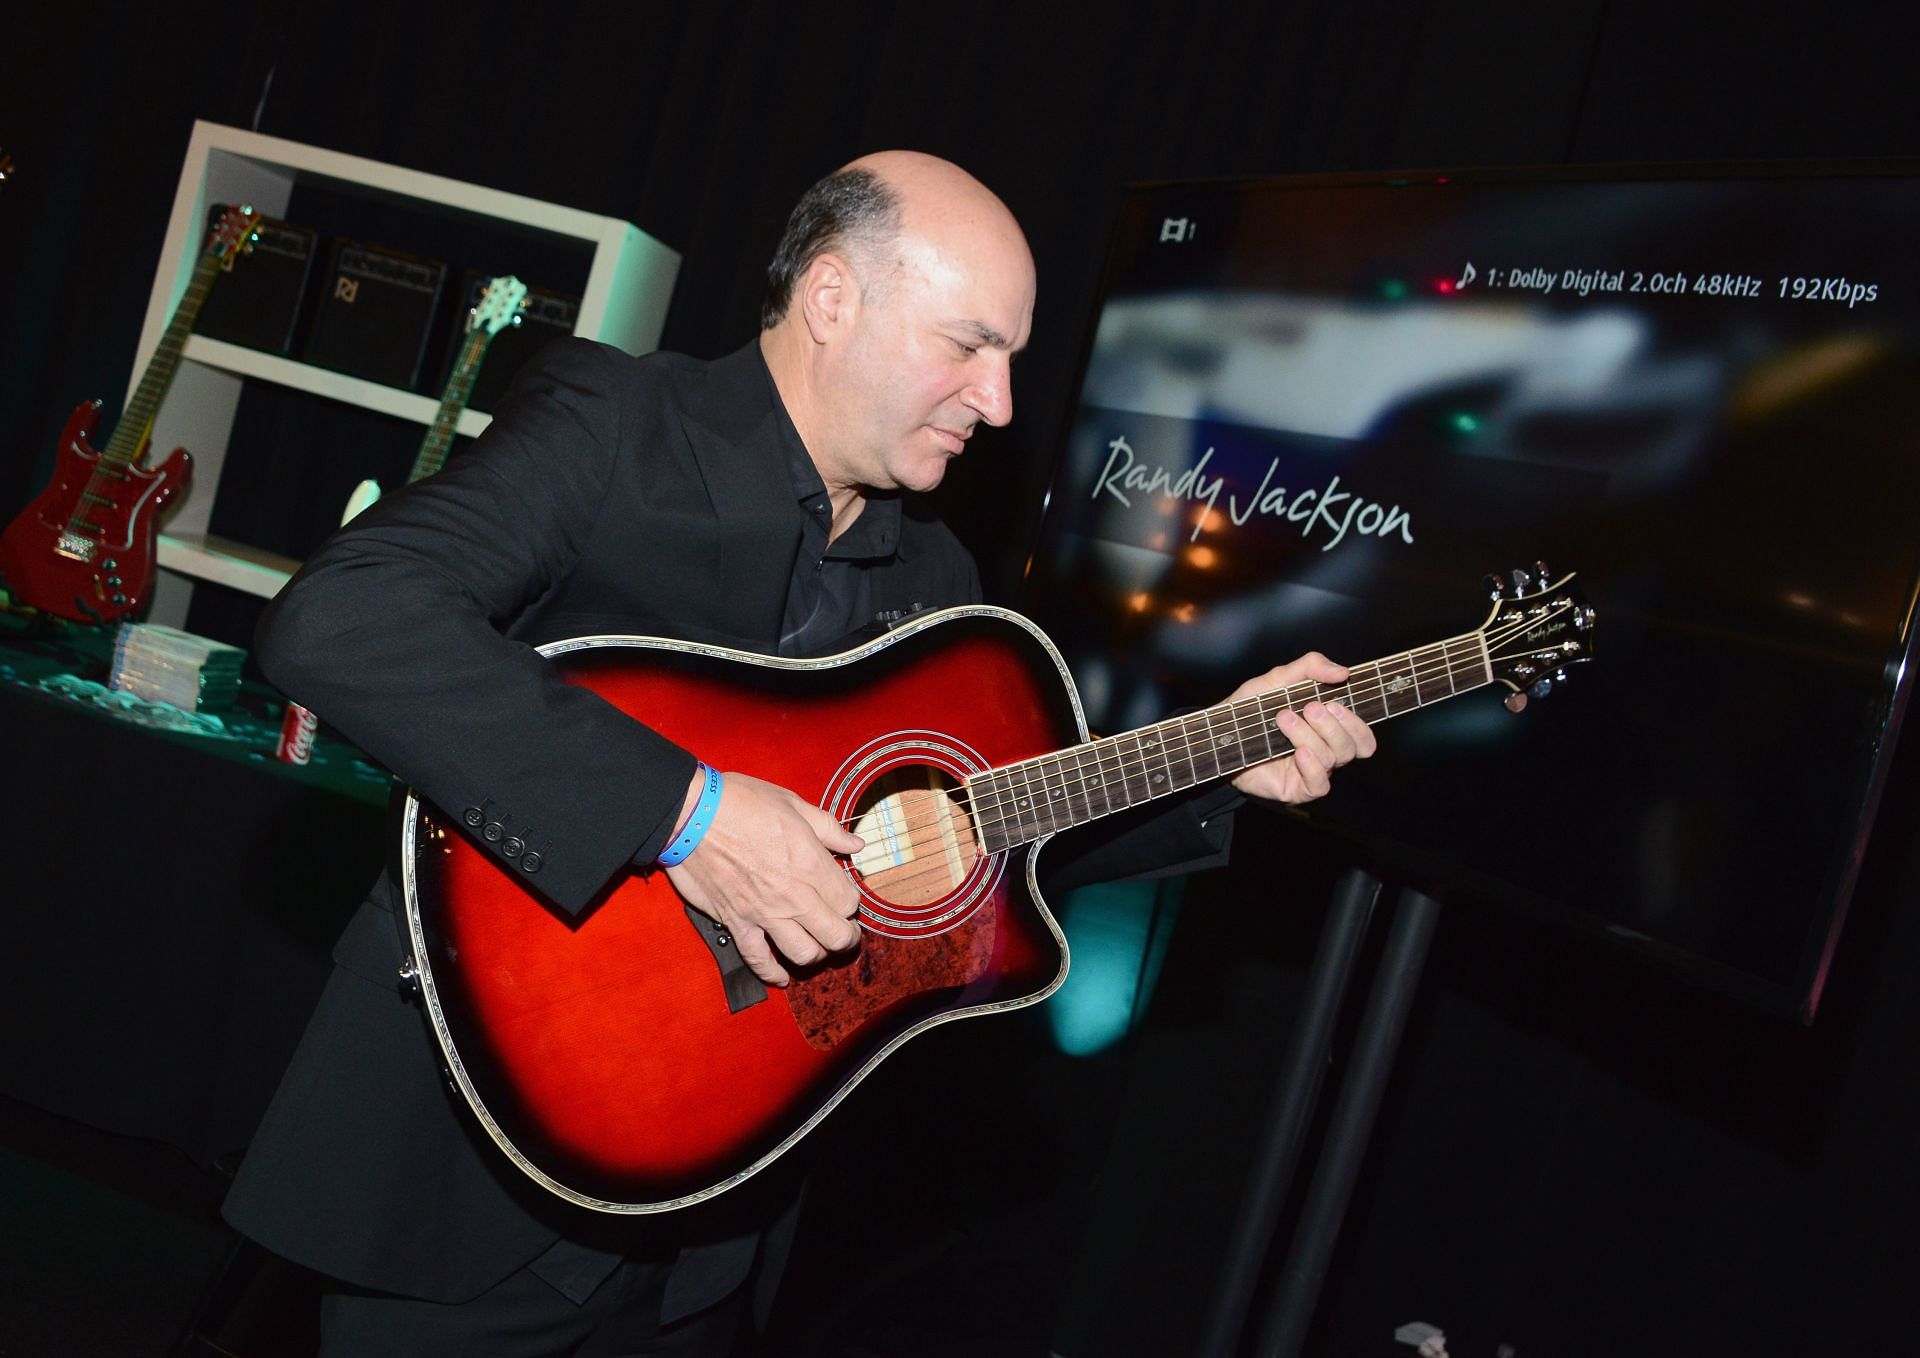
left=1504, top=691, right=1528, bottom=713
left=1484, top=572, right=1506, bottom=600
left=1554, top=668, right=1568, bottom=685
left=1509, top=567, right=1531, bottom=594
left=1529, top=677, right=1553, bottom=699
left=1534, top=559, right=1551, bottom=583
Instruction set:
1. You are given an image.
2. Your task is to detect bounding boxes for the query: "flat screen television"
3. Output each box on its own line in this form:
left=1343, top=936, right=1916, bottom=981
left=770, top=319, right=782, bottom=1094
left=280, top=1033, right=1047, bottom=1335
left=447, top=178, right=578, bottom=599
left=1021, top=164, right=1920, bottom=1017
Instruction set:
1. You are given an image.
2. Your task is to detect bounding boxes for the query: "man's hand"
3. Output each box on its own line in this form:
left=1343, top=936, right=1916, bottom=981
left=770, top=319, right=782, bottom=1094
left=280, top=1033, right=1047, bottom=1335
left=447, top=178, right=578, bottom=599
left=1228, top=652, right=1378, bottom=804
left=665, top=770, right=864, bottom=986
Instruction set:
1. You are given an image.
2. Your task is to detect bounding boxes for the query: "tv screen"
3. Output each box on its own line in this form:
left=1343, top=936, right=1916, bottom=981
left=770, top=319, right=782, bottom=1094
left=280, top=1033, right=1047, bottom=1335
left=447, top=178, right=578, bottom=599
left=1023, top=165, right=1920, bottom=1016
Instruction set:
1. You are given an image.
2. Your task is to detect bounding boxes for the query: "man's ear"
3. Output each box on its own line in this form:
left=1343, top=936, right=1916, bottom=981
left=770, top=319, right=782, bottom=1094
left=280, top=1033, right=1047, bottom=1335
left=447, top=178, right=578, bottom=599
left=798, top=252, right=856, bottom=344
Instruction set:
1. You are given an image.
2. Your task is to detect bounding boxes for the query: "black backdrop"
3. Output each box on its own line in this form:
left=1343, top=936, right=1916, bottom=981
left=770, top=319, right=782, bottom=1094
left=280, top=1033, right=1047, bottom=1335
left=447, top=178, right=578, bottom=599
left=6, top=1, right=1920, bottom=1353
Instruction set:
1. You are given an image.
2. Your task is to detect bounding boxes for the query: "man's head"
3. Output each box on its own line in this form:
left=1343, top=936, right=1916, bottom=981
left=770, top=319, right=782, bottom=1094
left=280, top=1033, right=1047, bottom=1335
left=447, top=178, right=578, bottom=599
left=760, top=150, right=1036, bottom=505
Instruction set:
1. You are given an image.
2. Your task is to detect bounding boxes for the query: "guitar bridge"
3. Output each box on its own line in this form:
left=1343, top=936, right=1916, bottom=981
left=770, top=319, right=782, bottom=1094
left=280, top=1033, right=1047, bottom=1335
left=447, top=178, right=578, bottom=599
left=54, top=531, right=95, bottom=562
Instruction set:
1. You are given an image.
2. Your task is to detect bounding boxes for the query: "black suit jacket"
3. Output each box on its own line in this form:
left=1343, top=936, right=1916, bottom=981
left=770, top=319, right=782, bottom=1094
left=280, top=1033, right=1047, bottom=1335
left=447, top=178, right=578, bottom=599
left=223, top=339, right=1238, bottom=1320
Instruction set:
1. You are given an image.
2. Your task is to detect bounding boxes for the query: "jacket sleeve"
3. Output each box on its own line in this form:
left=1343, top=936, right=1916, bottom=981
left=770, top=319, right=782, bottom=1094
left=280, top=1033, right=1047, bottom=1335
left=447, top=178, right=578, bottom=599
left=255, top=340, right=696, bottom=915
left=1037, top=781, right=1243, bottom=895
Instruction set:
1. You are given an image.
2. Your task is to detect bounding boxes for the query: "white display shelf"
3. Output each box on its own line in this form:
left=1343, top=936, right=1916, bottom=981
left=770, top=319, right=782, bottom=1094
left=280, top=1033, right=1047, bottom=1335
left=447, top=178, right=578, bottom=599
left=181, top=336, right=493, bottom=438
left=156, top=532, right=302, bottom=600
left=139, top=120, right=680, bottom=626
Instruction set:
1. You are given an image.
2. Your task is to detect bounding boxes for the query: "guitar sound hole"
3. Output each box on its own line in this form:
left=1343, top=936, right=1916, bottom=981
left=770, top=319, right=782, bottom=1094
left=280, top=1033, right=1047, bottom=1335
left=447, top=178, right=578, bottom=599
left=846, top=767, right=979, bottom=908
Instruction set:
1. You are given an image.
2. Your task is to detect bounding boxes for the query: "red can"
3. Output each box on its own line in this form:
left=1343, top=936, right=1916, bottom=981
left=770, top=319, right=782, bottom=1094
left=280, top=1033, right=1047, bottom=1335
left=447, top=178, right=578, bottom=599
left=276, top=701, right=319, bottom=765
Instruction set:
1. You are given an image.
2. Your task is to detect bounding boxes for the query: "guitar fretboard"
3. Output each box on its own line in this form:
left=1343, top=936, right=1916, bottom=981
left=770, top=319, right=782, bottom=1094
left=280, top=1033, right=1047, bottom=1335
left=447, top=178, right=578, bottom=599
left=966, top=632, right=1492, bottom=854
left=408, top=325, right=492, bottom=483
left=102, top=250, right=227, bottom=467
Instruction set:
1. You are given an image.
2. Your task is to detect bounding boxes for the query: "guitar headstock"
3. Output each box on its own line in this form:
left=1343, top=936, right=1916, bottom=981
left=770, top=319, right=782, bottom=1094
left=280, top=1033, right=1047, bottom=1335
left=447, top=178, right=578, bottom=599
left=1477, top=564, right=1597, bottom=709
left=209, top=204, right=262, bottom=271
left=471, top=276, right=530, bottom=337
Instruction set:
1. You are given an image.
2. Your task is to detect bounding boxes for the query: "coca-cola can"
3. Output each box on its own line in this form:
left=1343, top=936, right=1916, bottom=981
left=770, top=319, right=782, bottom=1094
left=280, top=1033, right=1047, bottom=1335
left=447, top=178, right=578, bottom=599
left=276, top=701, right=318, bottom=765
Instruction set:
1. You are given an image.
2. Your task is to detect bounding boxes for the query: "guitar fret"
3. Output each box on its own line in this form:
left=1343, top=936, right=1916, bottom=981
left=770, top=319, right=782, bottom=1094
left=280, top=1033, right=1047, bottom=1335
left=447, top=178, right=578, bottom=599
left=1414, top=642, right=1455, bottom=706
left=1186, top=708, right=1227, bottom=786
left=1033, top=751, right=1072, bottom=839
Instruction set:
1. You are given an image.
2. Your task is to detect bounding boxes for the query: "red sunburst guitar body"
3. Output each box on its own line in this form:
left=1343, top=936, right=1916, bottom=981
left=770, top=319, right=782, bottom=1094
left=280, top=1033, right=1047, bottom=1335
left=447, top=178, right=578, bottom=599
left=407, top=609, right=1085, bottom=1213
left=0, top=400, right=190, bottom=623
left=403, top=581, right=1595, bottom=1214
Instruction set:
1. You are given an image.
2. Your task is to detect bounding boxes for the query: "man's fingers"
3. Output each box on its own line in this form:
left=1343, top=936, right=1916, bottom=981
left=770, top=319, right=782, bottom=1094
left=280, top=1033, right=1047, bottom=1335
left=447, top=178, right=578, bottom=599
left=764, top=916, right=833, bottom=969
left=801, top=801, right=864, bottom=856
left=1294, top=650, right=1350, bottom=685
left=1332, top=702, right=1378, bottom=759
left=732, top=928, right=791, bottom=987
left=1291, top=741, right=1332, bottom=798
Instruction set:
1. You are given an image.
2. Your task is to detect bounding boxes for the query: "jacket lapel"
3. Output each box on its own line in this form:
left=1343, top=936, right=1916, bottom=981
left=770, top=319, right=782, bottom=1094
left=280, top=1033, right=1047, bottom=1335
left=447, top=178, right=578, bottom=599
left=677, top=343, right=803, bottom=650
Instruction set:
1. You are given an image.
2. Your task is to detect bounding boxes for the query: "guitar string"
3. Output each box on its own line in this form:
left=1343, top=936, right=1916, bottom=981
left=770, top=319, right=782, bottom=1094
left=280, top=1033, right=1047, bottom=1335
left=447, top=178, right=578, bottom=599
left=960, top=603, right=1573, bottom=842
left=836, top=600, right=1580, bottom=894
left=842, top=614, right=1521, bottom=856
left=853, top=613, right=1514, bottom=848
left=835, top=641, right=1490, bottom=903
left=838, top=607, right=1572, bottom=905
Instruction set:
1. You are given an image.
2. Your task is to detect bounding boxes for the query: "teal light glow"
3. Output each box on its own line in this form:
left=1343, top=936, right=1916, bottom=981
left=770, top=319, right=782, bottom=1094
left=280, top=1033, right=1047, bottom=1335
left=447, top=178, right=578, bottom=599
left=1047, top=878, right=1186, bottom=1057
left=1450, top=412, right=1480, bottom=433
left=1379, top=278, right=1409, bottom=300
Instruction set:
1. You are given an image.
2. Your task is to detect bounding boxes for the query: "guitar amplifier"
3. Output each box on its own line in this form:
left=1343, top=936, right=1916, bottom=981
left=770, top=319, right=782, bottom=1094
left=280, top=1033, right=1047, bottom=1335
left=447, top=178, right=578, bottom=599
left=192, top=206, right=316, bottom=356
left=305, top=240, right=448, bottom=390
left=441, top=270, right=581, bottom=413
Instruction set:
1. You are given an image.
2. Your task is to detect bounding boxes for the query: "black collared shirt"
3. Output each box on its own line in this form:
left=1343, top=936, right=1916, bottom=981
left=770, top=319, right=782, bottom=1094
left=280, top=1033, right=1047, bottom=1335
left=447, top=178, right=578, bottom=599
left=770, top=372, right=902, bottom=659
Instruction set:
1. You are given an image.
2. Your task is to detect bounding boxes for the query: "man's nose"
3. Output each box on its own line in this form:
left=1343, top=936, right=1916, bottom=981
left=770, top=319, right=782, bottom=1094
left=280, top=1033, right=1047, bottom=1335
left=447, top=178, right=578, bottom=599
left=966, top=355, right=1013, bottom=427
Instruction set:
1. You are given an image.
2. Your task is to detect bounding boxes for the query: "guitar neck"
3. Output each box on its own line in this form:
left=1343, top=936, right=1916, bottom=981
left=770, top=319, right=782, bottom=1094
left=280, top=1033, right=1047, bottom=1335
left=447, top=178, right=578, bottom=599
left=407, top=325, right=492, bottom=484
left=968, top=630, right=1494, bottom=854
left=102, top=250, right=226, bottom=466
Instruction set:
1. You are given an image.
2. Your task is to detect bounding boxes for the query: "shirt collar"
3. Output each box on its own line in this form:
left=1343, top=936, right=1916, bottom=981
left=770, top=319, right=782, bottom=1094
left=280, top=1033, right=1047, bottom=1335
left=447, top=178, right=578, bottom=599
left=762, top=352, right=901, bottom=563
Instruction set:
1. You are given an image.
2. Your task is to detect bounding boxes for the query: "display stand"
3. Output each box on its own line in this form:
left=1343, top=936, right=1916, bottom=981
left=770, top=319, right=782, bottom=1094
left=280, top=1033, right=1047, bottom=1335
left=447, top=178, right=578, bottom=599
left=1199, top=867, right=1444, bottom=1358
left=132, top=121, right=680, bottom=623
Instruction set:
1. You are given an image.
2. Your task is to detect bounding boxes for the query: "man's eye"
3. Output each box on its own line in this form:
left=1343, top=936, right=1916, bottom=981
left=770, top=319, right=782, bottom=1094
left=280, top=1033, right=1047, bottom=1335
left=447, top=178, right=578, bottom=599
left=951, top=338, right=978, bottom=356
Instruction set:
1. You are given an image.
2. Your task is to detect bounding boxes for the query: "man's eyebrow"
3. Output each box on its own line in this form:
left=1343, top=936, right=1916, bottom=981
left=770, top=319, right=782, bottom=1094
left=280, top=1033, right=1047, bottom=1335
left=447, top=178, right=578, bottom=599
left=949, top=318, right=1015, bottom=349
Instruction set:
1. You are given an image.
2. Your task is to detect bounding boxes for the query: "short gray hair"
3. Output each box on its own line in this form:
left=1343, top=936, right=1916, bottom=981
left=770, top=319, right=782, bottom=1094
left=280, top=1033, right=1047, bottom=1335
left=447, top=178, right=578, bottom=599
left=761, top=168, right=903, bottom=329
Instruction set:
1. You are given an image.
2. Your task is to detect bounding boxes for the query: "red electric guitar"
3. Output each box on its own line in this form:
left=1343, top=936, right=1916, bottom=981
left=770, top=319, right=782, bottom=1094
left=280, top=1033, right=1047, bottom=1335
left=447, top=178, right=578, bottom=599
left=0, top=204, right=260, bottom=623
left=404, top=572, right=1596, bottom=1213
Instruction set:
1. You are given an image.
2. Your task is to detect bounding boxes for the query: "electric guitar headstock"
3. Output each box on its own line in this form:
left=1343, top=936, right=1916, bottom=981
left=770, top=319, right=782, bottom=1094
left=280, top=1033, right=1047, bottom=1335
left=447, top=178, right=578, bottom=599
left=209, top=204, right=262, bottom=271
left=1477, top=564, right=1597, bottom=713
left=470, top=275, right=529, bottom=337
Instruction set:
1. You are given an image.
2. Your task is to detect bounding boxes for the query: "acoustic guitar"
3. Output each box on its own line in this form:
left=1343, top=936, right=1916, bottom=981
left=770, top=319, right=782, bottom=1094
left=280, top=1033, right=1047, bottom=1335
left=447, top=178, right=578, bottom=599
left=0, top=205, right=260, bottom=622
left=402, top=571, right=1596, bottom=1213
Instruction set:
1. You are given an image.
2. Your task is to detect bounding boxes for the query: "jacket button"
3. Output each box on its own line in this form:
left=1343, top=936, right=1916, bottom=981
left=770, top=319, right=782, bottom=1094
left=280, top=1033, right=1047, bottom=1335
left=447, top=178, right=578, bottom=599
left=483, top=821, right=503, bottom=842
left=463, top=807, right=484, bottom=828
left=502, top=837, right=524, bottom=859
left=520, top=852, right=542, bottom=874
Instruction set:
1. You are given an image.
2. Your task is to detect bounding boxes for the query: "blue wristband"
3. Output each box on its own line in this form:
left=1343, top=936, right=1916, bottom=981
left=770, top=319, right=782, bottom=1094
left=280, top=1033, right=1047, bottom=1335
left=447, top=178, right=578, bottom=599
left=656, top=762, right=723, bottom=867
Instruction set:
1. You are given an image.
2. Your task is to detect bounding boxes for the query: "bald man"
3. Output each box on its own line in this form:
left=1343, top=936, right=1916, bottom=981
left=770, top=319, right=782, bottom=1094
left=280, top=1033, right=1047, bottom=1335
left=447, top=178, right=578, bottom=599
left=224, top=152, right=1372, bottom=1357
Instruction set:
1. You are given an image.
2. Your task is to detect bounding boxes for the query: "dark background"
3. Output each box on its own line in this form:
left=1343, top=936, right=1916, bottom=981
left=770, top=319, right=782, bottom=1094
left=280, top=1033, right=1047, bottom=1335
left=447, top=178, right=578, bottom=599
left=5, top=1, right=1920, bottom=1354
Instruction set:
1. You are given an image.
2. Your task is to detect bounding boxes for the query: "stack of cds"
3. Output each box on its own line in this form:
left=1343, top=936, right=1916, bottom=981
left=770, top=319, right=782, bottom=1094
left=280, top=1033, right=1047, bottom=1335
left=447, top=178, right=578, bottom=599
left=109, top=623, right=246, bottom=712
